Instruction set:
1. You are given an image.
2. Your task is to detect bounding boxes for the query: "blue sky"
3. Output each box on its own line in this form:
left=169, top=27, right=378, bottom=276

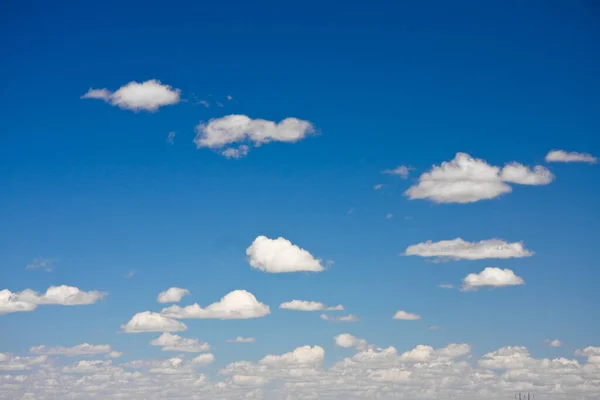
left=1, top=1, right=599, bottom=399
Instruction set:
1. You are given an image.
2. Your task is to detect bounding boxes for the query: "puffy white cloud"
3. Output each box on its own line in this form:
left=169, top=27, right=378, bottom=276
left=382, top=165, right=412, bottom=178
left=29, top=344, right=112, bottom=357
left=194, top=115, right=315, bottom=158
left=546, top=150, right=597, bottom=164
left=227, top=337, right=256, bottom=343
left=405, top=238, right=533, bottom=260
left=161, top=290, right=270, bottom=320
left=320, top=313, right=359, bottom=322
left=157, top=287, right=190, bottom=304
left=246, top=236, right=325, bottom=273
left=0, top=353, right=47, bottom=371
left=462, top=267, right=525, bottom=291
left=0, top=285, right=106, bottom=314
left=392, top=310, right=421, bottom=320
left=81, top=79, right=181, bottom=112
left=405, top=153, right=553, bottom=203
left=150, top=333, right=210, bottom=353
left=191, top=353, right=215, bottom=367
left=106, top=351, right=123, bottom=359
left=575, top=346, right=600, bottom=363
left=121, top=311, right=188, bottom=333
left=279, top=300, right=343, bottom=312
left=334, top=334, right=368, bottom=350
left=259, top=345, right=324, bottom=368
left=478, top=346, right=533, bottom=370
left=546, top=339, right=563, bottom=347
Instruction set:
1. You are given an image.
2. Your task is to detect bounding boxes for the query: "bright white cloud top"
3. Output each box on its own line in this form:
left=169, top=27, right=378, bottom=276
left=405, top=152, right=554, bottom=203
left=259, top=345, right=324, bottom=367
left=462, top=267, right=525, bottom=291
left=404, top=238, right=533, bottom=260
left=29, top=344, right=113, bottom=357
left=193, top=115, right=315, bottom=158
left=157, top=287, right=190, bottom=304
left=81, top=79, right=181, bottom=112
left=546, top=149, right=597, bottom=163
left=0, top=286, right=106, bottom=314
left=121, top=311, right=188, bottom=333
left=392, top=310, right=422, bottom=320
left=279, top=300, right=343, bottom=311
left=246, top=235, right=325, bottom=273
left=161, top=290, right=270, bottom=319
left=150, top=333, right=210, bottom=353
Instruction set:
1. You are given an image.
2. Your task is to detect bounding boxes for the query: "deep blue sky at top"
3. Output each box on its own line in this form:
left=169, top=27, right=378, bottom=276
left=0, top=0, right=599, bottom=366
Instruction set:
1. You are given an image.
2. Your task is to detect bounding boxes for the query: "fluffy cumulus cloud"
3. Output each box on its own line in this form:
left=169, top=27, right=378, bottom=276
left=157, top=287, right=190, bottom=304
left=194, top=114, right=315, bottom=158
left=392, top=310, right=421, bottom=320
left=161, top=290, right=270, bottom=320
left=81, top=79, right=181, bottom=112
left=259, top=345, right=325, bottom=368
left=404, top=238, right=533, bottom=261
left=334, top=334, right=368, bottom=350
left=462, top=267, right=525, bottom=291
left=546, top=150, right=597, bottom=164
left=121, top=311, right=188, bottom=333
left=246, top=236, right=325, bottom=273
left=29, top=344, right=113, bottom=357
left=280, top=300, right=343, bottom=312
left=150, top=333, right=210, bottom=353
left=227, top=337, right=256, bottom=343
left=405, top=153, right=554, bottom=203
left=0, top=285, right=106, bottom=314
left=575, top=346, right=600, bottom=363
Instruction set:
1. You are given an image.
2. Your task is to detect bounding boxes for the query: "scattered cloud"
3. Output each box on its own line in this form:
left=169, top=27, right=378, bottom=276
left=81, top=79, right=181, bottom=112
left=461, top=267, right=525, bottom=291
left=404, top=238, right=533, bottom=261
left=150, top=333, right=210, bottom=353
left=382, top=165, right=412, bottom=178
left=216, top=101, right=224, bottom=107
left=161, top=290, right=270, bottom=320
left=29, top=344, right=113, bottom=357
left=546, top=339, right=563, bottom=348
left=221, top=145, right=249, bottom=159
left=124, top=269, right=137, bottom=278
left=427, top=325, right=441, bottom=331
left=385, top=213, right=393, bottom=219
left=438, top=283, right=454, bottom=289
left=121, top=311, right=188, bottom=333
left=546, top=150, right=597, bottom=164
left=246, top=236, right=324, bottom=273
left=167, top=131, right=176, bottom=145
left=334, top=334, right=368, bottom=350
left=25, top=257, right=55, bottom=272
left=157, top=288, right=190, bottom=304
left=279, top=300, right=343, bottom=312
left=0, top=286, right=106, bottom=314
left=226, top=95, right=233, bottom=100
left=373, top=184, right=384, bottom=190
left=392, top=310, right=421, bottom=320
left=405, top=153, right=553, bottom=203
left=198, top=100, right=210, bottom=108
left=320, top=314, right=359, bottom=322
left=227, top=337, right=255, bottom=343
left=194, top=115, right=315, bottom=158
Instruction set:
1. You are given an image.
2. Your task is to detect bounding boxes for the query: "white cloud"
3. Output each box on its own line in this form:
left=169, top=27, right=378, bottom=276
left=81, top=79, right=181, bottom=112
left=546, top=339, right=563, bottom=348
left=575, top=346, right=600, bottom=363
left=29, top=344, right=112, bottom=357
left=161, top=290, right=270, bottom=320
left=157, top=287, right=190, bottom=304
left=405, top=153, right=553, bottom=203
left=221, top=145, right=250, bottom=159
left=191, top=353, right=215, bottom=367
left=320, top=314, right=359, bottom=322
left=106, top=351, right=123, bottom=359
left=227, top=337, right=256, bottom=343
left=0, top=354, right=47, bottom=371
left=121, top=311, right=188, bottom=333
left=405, top=238, right=533, bottom=260
left=462, top=267, right=525, bottom=291
left=167, top=131, right=176, bottom=145
left=259, top=345, right=324, bottom=368
left=386, top=213, right=393, bottom=219
left=546, top=150, right=597, bottom=164
left=226, top=95, right=233, bottom=100
left=438, top=283, right=454, bottom=289
left=334, top=334, right=368, bottom=350
left=246, top=236, right=325, bottom=273
left=392, top=310, right=421, bottom=320
left=382, top=165, right=412, bottom=178
left=0, top=285, right=106, bottom=314
left=373, top=184, right=384, bottom=190
left=193, top=115, right=315, bottom=158
left=150, top=333, right=210, bottom=353
left=25, top=257, right=55, bottom=272
left=279, top=300, right=343, bottom=312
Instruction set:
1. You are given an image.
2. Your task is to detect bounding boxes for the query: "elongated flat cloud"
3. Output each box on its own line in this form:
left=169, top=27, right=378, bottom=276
left=382, top=165, right=412, bottom=178
left=259, top=345, right=324, bottom=367
left=404, top=238, right=533, bottom=260
left=393, top=310, right=421, bottom=320
left=405, top=153, right=553, bottom=203
left=157, top=287, right=190, bottom=304
left=546, top=150, right=597, bottom=164
left=161, top=290, right=270, bottom=320
left=246, top=236, right=324, bottom=273
left=194, top=115, right=315, bottom=158
left=227, top=337, right=255, bottom=343
left=121, top=311, right=188, bottom=333
left=0, top=286, right=106, bottom=314
left=29, top=344, right=112, bottom=357
left=81, top=79, right=180, bottom=112
left=150, top=333, right=210, bottom=353
left=320, top=314, right=359, bottom=322
left=280, top=300, right=343, bottom=311
left=462, top=267, right=525, bottom=291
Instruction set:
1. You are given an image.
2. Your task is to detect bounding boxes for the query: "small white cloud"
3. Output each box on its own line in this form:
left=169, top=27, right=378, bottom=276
left=29, top=344, right=113, bottom=357
left=161, top=290, right=270, bottom=320
left=500, top=163, right=554, bottom=185
left=194, top=115, right=315, bottom=158
left=167, top=131, right=176, bottom=145
left=226, top=95, right=233, bottom=100
left=227, top=337, right=255, bottom=343
left=121, top=311, right=188, bottom=333
left=221, top=145, right=249, bottom=159
left=106, top=351, right=123, bottom=359
left=279, top=300, right=343, bottom=312
left=427, top=325, right=441, bottom=331
left=259, top=345, right=324, bottom=367
left=150, top=333, right=210, bottom=353
left=393, top=310, right=421, bottom=320
left=461, top=267, right=525, bottom=291
left=81, top=79, right=180, bottom=112
left=374, top=184, right=384, bottom=190
left=545, top=339, right=562, bottom=348
left=382, top=165, right=412, bottom=178
left=0, top=286, right=106, bottom=314
left=546, top=150, right=597, bottom=164
left=198, top=100, right=210, bottom=108
left=405, top=238, right=533, bottom=261
left=385, top=213, right=394, bottom=219
left=246, top=236, right=324, bottom=273
left=320, top=314, right=359, bottom=322
left=157, top=288, right=190, bottom=304
left=25, top=257, right=55, bottom=272
left=334, top=334, right=368, bottom=350
left=438, top=284, right=454, bottom=289
left=191, top=353, right=215, bottom=366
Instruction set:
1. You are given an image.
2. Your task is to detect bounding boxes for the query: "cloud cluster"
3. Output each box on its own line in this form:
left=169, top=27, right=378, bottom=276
left=462, top=267, right=525, bottom=291
left=81, top=80, right=181, bottom=112
left=405, top=153, right=554, bottom=203
left=405, top=238, right=533, bottom=260
left=246, top=236, right=325, bottom=273
left=150, top=333, right=210, bottom=353
left=161, top=290, right=270, bottom=320
left=194, top=115, right=315, bottom=158
left=280, top=300, right=343, bottom=312
left=0, top=285, right=106, bottom=314
left=546, top=150, right=597, bottom=164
